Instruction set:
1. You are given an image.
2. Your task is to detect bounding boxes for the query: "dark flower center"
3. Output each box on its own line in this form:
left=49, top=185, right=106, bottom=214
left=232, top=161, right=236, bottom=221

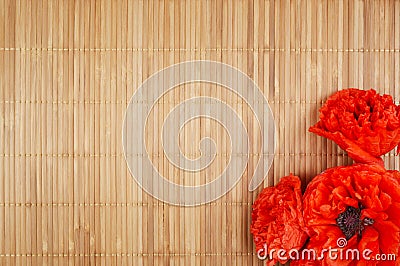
left=336, top=206, right=375, bottom=240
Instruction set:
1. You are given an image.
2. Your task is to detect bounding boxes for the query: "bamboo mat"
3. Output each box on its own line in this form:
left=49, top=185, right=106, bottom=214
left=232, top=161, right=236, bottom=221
left=0, top=0, right=399, bottom=265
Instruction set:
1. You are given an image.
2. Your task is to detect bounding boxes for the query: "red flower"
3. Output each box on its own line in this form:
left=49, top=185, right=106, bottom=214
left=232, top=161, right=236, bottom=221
left=299, top=164, right=400, bottom=265
left=251, top=175, right=308, bottom=266
left=309, top=89, right=400, bottom=165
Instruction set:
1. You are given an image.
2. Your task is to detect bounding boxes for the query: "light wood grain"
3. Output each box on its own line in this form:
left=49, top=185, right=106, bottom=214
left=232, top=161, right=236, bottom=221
left=0, top=1, right=399, bottom=265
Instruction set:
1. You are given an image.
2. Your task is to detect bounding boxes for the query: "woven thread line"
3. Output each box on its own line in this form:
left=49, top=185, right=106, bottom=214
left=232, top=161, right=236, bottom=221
left=0, top=253, right=256, bottom=257
left=0, top=153, right=353, bottom=157
left=2, top=153, right=400, bottom=158
left=0, top=100, right=326, bottom=104
left=0, top=47, right=399, bottom=53
left=0, top=202, right=252, bottom=207
left=1, top=100, right=399, bottom=105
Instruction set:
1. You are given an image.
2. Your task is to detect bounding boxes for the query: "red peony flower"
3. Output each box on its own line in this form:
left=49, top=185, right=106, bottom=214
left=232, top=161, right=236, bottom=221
left=309, top=88, right=400, bottom=165
left=298, top=164, right=400, bottom=265
left=251, top=174, right=308, bottom=266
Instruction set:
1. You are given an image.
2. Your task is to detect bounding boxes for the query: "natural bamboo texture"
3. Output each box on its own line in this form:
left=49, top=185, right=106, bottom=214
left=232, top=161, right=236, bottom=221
left=0, top=0, right=399, bottom=265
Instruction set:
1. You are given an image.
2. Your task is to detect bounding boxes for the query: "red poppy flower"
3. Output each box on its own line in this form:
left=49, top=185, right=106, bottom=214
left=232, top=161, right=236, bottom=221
left=309, top=88, right=400, bottom=165
left=298, top=164, right=400, bottom=265
left=250, top=174, right=308, bottom=266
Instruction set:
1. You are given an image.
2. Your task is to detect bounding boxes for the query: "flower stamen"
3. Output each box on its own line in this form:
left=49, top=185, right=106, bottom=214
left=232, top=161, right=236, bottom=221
left=336, top=206, right=375, bottom=240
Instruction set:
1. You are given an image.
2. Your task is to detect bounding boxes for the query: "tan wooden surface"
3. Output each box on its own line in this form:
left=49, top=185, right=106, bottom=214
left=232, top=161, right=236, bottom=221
left=0, top=0, right=399, bottom=265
